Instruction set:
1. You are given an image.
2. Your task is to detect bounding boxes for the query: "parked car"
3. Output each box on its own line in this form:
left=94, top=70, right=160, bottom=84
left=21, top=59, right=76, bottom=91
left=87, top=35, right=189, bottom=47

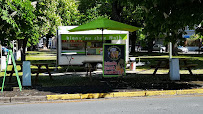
left=129, top=45, right=142, bottom=52
left=178, top=46, right=188, bottom=53
left=153, top=44, right=166, bottom=52
left=195, top=46, right=203, bottom=52
left=2, top=46, right=9, bottom=56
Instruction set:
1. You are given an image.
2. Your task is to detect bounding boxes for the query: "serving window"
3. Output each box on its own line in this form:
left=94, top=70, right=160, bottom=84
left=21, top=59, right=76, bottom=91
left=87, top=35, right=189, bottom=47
left=62, top=40, right=85, bottom=50
left=86, top=40, right=103, bottom=55
left=61, top=40, right=111, bottom=55
left=61, top=40, right=85, bottom=54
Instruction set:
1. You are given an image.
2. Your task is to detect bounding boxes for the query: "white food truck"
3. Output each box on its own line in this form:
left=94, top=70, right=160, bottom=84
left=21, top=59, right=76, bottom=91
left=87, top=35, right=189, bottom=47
left=57, top=26, right=130, bottom=66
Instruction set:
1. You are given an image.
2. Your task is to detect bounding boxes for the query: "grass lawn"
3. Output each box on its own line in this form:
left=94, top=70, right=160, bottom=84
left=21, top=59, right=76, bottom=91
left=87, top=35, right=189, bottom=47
left=1, top=50, right=203, bottom=76
left=0, top=50, right=203, bottom=89
left=130, top=51, right=203, bottom=74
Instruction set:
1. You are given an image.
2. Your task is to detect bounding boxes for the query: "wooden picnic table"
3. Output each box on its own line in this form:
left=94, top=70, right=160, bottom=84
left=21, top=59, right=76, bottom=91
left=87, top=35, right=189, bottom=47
left=151, top=58, right=197, bottom=76
left=8, top=62, right=53, bottom=83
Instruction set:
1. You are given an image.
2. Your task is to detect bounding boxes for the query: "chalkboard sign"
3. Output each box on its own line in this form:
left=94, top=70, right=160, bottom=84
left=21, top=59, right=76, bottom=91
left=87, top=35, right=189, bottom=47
left=103, top=44, right=126, bottom=77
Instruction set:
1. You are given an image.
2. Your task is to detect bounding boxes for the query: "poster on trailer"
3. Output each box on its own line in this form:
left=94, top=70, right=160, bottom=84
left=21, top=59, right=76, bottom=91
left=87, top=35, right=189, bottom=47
left=103, top=44, right=126, bottom=77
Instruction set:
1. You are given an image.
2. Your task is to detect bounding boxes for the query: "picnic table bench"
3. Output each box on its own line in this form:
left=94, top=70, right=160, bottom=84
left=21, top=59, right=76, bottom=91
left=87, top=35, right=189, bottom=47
left=7, top=62, right=53, bottom=83
left=150, top=58, right=197, bottom=76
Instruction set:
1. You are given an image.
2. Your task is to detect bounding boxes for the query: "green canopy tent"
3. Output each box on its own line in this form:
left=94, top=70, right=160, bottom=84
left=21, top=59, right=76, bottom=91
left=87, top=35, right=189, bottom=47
left=69, top=18, right=140, bottom=43
left=69, top=18, right=140, bottom=77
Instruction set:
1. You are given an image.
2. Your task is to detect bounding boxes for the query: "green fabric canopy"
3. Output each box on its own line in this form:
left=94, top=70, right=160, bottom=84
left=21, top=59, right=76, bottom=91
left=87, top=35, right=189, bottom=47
left=69, top=18, right=140, bottom=32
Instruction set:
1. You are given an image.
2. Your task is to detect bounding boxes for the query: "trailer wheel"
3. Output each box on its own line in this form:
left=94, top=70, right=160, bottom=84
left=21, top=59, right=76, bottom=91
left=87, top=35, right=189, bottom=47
left=96, top=63, right=102, bottom=70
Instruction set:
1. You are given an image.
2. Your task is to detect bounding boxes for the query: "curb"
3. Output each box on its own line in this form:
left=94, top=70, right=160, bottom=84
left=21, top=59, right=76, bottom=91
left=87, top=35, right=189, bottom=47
left=47, top=88, right=203, bottom=100
left=0, top=96, right=47, bottom=103
left=1, top=88, right=203, bottom=103
left=0, top=97, right=11, bottom=103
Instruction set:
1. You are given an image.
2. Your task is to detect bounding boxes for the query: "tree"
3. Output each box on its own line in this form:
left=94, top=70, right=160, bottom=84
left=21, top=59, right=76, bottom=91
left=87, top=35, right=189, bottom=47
left=0, top=0, right=81, bottom=61
left=0, top=0, right=17, bottom=45
left=77, top=0, right=109, bottom=24
left=0, top=0, right=39, bottom=61
left=35, top=0, right=81, bottom=48
left=138, top=0, right=203, bottom=54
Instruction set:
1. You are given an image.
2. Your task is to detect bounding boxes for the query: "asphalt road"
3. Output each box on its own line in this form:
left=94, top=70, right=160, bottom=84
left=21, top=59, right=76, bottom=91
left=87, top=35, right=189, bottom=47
left=0, top=95, right=203, bottom=114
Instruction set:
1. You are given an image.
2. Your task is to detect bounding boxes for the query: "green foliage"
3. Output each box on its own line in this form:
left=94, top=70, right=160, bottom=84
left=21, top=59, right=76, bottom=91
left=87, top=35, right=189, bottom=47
left=79, top=0, right=144, bottom=27
left=136, top=29, right=147, bottom=46
left=0, top=0, right=38, bottom=45
left=1, top=0, right=82, bottom=51
left=1, top=0, right=202, bottom=53
left=78, top=0, right=144, bottom=41
left=78, top=0, right=109, bottom=24
left=35, top=0, right=81, bottom=37
left=138, top=0, right=203, bottom=43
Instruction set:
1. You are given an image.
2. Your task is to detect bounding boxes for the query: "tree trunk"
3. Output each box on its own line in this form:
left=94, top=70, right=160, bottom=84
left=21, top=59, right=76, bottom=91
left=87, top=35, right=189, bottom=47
left=148, top=37, right=154, bottom=54
left=46, top=37, right=49, bottom=48
left=172, top=33, right=179, bottom=56
left=130, top=32, right=137, bottom=53
left=111, top=1, right=121, bottom=21
left=172, top=42, right=178, bottom=56
left=19, top=38, right=28, bottom=61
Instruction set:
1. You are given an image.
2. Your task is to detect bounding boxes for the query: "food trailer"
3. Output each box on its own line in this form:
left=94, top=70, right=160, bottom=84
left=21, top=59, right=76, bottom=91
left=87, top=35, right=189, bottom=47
left=57, top=26, right=129, bottom=66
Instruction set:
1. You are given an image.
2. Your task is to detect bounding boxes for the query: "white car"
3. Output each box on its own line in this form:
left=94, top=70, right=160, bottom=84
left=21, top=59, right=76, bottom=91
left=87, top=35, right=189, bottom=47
left=129, top=45, right=142, bottom=52
left=178, top=46, right=188, bottom=53
left=153, top=44, right=166, bottom=52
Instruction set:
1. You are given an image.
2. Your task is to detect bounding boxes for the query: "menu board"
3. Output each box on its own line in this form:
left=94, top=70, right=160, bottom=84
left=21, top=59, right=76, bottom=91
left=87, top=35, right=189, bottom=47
left=103, top=44, right=126, bottom=77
